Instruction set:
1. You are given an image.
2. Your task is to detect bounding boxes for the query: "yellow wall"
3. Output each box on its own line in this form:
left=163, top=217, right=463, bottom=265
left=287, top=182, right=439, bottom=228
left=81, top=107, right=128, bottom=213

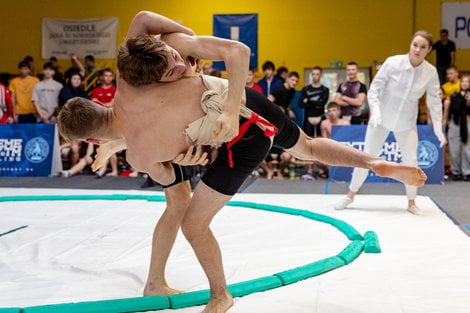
left=0, top=0, right=468, bottom=83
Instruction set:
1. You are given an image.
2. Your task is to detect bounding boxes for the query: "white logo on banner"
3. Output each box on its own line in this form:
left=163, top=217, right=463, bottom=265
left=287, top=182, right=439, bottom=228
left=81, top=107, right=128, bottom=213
left=42, top=17, right=118, bottom=59
left=442, top=2, right=470, bottom=49
left=24, top=137, right=49, bottom=164
left=417, top=140, right=438, bottom=169
left=343, top=141, right=403, bottom=162
left=0, top=139, right=22, bottom=162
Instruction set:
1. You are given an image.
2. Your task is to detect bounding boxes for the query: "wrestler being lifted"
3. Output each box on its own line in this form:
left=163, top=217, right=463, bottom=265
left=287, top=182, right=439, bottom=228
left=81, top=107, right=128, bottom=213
left=58, top=11, right=427, bottom=313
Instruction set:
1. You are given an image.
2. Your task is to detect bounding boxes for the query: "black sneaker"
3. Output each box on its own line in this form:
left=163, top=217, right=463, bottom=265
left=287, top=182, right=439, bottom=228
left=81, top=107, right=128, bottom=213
left=463, top=175, right=470, bottom=182
left=451, top=174, right=463, bottom=181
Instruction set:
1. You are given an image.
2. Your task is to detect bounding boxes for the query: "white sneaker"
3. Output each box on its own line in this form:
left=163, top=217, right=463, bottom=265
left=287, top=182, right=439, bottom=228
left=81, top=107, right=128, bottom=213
left=407, top=205, right=426, bottom=216
left=334, top=197, right=353, bottom=210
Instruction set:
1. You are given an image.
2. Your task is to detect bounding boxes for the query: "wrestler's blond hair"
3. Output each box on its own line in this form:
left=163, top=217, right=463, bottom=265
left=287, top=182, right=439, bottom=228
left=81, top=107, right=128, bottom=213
left=57, top=97, right=107, bottom=143
left=118, top=35, right=170, bottom=86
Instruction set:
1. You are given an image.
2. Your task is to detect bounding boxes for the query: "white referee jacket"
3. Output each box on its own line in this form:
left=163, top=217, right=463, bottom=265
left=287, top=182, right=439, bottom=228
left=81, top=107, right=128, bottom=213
left=367, top=54, right=443, bottom=137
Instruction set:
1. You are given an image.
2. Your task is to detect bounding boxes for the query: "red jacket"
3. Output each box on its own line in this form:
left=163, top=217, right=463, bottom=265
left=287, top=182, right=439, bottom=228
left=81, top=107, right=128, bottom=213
left=0, top=83, right=14, bottom=124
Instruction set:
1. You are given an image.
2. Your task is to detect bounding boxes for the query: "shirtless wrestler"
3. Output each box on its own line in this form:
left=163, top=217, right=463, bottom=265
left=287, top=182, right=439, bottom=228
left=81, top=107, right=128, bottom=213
left=58, top=11, right=427, bottom=313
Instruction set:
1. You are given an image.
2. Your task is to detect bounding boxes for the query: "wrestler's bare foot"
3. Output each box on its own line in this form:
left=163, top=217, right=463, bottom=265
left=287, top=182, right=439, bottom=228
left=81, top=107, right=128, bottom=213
left=201, top=292, right=233, bottom=313
left=371, top=160, right=427, bottom=187
left=143, top=282, right=184, bottom=296
left=106, top=171, right=118, bottom=177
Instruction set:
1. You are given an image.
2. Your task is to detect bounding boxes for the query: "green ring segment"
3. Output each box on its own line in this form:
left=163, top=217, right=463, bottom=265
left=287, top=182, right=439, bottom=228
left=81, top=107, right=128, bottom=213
left=0, top=194, right=381, bottom=313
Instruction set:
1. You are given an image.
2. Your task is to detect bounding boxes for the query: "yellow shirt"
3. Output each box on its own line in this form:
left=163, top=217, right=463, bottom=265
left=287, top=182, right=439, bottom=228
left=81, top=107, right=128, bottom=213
left=9, top=75, right=39, bottom=114
left=442, top=80, right=460, bottom=101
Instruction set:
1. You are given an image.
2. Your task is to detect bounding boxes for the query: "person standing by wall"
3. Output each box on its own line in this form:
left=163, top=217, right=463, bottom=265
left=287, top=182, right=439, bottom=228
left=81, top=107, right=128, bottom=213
left=444, top=75, right=470, bottom=181
left=334, top=62, right=367, bottom=124
left=432, top=29, right=456, bottom=85
left=32, top=62, right=63, bottom=124
left=257, top=61, right=283, bottom=98
left=300, top=66, right=329, bottom=138
left=9, top=61, right=39, bottom=123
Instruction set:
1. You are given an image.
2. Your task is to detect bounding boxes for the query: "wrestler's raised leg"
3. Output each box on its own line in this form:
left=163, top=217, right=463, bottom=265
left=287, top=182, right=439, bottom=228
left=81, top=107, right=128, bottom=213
left=144, top=181, right=191, bottom=296
left=287, top=131, right=427, bottom=187
left=180, top=182, right=234, bottom=313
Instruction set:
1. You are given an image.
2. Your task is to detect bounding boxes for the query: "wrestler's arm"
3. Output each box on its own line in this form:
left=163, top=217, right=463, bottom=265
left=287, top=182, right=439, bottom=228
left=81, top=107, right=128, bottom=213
left=126, top=11, right=194, bottom=39
left=162, top=32, right=250, bottom=141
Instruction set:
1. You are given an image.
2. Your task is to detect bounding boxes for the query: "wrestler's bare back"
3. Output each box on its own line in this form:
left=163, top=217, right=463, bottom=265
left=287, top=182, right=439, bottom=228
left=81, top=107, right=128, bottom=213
left=113, top=75, right=206, bottom=172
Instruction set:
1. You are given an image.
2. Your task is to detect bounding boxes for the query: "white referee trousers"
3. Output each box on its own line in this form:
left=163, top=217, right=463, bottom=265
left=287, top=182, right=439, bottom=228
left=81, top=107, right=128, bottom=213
left=349, top=125, right=419, bottom=200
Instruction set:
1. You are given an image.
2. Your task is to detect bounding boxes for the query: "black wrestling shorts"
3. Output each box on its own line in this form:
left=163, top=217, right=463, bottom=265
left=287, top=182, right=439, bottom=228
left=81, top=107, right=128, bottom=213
left=201, top=87, right=300, bottom=195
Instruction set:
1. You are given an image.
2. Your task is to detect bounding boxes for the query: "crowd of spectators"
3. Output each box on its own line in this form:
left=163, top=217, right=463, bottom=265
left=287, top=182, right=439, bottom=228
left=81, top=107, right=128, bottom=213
left=1, top=28, right=468, bottom=183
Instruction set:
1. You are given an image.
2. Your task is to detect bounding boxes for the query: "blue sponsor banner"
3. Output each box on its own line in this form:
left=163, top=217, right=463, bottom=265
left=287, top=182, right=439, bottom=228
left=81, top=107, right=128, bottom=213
left=0, top=124, right=54, bottom=176
left=213, top=14, right=258, bottom=70
left=330, top=125, right=444, bottom=184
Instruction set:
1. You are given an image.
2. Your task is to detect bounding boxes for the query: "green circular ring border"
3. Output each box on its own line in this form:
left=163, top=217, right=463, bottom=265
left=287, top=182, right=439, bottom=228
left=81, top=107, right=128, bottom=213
left=0, top=194, right=380, bottom=313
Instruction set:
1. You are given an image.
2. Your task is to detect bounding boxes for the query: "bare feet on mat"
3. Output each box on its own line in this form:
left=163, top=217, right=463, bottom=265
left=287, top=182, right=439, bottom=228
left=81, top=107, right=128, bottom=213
left=201, top=292, right=233, bottom=313
left=143, top=282, right=184, bottom=296
left=371, top=160, right=427, bottom=187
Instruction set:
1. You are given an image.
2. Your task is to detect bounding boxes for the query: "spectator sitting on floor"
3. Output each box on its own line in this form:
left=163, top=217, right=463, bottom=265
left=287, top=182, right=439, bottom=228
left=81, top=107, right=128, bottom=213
left=321, top=102, right=350, bottom=138
left=9, top=60, right=39, bottom=123
left=246, top=66, right=263, bottom=94
left=306, top=102, right=350, bottom=179
left=58, top=73, right=90, bottom=166
left=0, top=82, right=14, bottom=124
left=59, top=143, right=96, bottom=178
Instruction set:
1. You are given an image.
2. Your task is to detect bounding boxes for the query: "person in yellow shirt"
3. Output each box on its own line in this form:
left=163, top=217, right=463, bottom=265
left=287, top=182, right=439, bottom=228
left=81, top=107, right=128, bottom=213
left=442, top=66, right=460, bottom=101
left=9, top=60, right=39, bottom=123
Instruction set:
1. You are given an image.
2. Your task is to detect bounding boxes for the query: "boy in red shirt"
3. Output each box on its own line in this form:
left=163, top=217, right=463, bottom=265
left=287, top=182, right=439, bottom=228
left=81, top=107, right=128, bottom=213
left=91, top=68, right=116, bottom=106
left=91, top=69, right=119, bottom=176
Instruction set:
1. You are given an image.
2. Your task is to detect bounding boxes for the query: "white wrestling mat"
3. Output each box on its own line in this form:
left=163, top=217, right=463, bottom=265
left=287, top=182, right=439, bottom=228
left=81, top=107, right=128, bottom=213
left=1, top=188, right=469, bottom=313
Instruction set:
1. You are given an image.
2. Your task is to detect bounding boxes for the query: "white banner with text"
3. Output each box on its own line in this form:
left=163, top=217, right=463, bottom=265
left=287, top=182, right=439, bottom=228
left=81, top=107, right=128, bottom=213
left=442, top=2, right=470, bottom=49
left=42, top=17, right=118, bottom=59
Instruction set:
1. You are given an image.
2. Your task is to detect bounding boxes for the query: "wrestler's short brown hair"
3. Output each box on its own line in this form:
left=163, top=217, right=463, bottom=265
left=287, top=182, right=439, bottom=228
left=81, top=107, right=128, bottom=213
left=57, top=97, right=107, bottom=143
left=118, top=35, right=170, bottom=86
left=327, top=102, right=340, bottom=110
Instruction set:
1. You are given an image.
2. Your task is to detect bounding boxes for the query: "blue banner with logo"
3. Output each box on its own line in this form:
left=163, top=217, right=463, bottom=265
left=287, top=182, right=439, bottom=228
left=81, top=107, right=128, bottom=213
left=213, top=14, right=258, bottom=70
left=0, top=124, right=55, bottom=176
left=330, top=125, right=444, bottom=184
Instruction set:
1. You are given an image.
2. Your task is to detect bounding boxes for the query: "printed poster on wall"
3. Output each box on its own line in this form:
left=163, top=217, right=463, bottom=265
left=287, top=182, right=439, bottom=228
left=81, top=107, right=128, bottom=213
left=213, top=14, right=258, bottom=70
left=442, top=2, right=470, bottom=49
left=42, top=17, right=118, bottom=59
left=330, top=125, right=444, bottom=184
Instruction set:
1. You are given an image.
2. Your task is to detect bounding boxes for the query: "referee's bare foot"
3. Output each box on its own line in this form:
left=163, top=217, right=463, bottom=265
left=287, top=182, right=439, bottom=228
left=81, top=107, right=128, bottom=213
left=371, top=160, right=427, bottom=187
